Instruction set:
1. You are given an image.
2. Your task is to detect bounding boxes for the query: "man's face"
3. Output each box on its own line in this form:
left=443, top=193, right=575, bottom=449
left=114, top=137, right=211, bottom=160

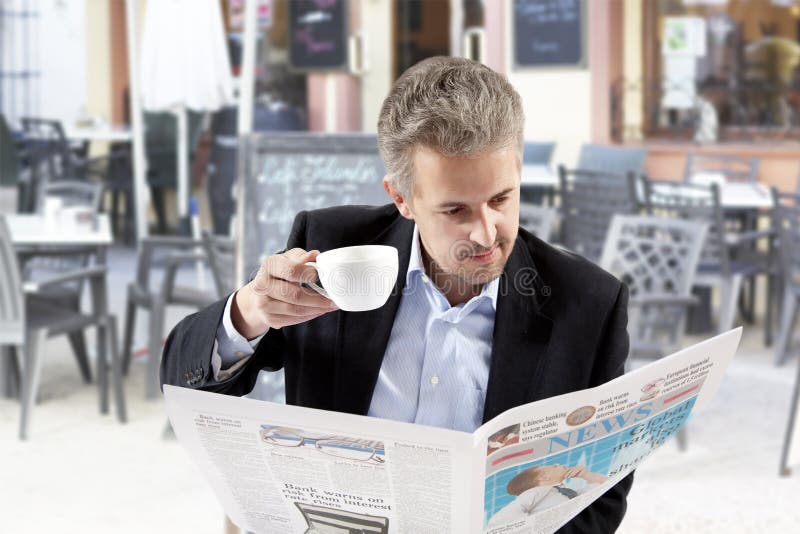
left=386, top=146, right=520, bottom=289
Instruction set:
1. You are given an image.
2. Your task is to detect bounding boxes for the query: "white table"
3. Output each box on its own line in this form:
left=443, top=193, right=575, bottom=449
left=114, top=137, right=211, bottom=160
left=6, top=214, right=113, bottom=246
left=651, top=182, right=773, bottom=210
left=65, top=124, right=133, bottom=143
left=717, top=183, right=773, bottom=210
left=521, top=164, right=558, bottom=188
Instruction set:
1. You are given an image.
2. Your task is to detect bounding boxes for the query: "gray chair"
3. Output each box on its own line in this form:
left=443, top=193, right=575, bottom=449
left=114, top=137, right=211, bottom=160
left=122, top=237, right=218, bottom=399
left=577, top=144, right=647, bottom=175
left=599, top=214, right=707, bottom=451
left=558, top=165, right=642, bottom=263
left=0, top=215, right=126, bottom=439
left=202, top=231, right=236, bottom=297
left=683, top=154, right=759, bottom=184
left=601, top=215, right=706, bottom=360
left=0, top=113, right=22, bottom=188
left=518, top=204, right=556, bottom=242
left=685, top=155, right=765, bottom=330
left=772, top=190, right=800, bottom=365
left=19, top=118, right=88, bottom=213
left=523, top=142, right=556, bottom=166
left=645, top=179, right=774, bottom=339
left=16, top=180, right=106, bottom=384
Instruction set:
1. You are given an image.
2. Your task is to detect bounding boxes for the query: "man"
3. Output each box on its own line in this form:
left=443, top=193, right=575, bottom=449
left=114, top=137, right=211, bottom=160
left=161, top=56, right=632, bottom=532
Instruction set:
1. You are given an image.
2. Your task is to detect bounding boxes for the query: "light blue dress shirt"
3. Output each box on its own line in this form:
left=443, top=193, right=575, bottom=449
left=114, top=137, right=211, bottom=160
left=215, top=225, right=498, bottom=433
left=367, top=225, right=498, bottom=432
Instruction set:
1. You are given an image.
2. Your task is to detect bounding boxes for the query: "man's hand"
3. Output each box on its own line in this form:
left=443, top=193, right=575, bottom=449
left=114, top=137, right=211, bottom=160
left=564, top=465, right=588, bottom=479
left=231, top=248, right=338, bottom=339
left=564, top=465, right=608, bottom=484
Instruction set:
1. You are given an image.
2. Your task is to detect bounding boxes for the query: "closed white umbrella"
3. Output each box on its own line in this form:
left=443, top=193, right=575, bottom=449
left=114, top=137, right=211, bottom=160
left=139, top=0, right=233, bottom=224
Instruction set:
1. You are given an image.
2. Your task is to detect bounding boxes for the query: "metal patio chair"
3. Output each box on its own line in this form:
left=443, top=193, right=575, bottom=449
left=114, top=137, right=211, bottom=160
left=600, top=214, right=707, bottom=450
left=772, top=190, right=800, bottom=365
left=0, top=215, right=126, bottom=439
left=577, top=144, right=647, bottom=176
left=202, top=231, right=236, bottom=297
left=523, top=141, right=556, bottom=166
left=519, top=204, right=556, bottom=242
left=558, top=165, right=642, bottom=263
left=645, top=179, right=775, bottom=340
left=121, top=236, right=218, bottom=399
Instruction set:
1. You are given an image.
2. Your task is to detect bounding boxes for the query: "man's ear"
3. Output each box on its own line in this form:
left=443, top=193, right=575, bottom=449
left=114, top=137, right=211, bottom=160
left=383, top=176, right=414, bottom=220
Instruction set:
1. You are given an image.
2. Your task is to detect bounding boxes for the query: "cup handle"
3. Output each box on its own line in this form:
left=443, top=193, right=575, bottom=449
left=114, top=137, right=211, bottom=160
left=304, top=262, right=330, bottom=298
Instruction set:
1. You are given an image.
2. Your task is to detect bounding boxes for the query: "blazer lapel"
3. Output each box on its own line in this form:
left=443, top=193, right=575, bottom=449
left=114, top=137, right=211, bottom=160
left=333, top=217, right=414, bottom=415
left=483, top=237, right=554, bottom=423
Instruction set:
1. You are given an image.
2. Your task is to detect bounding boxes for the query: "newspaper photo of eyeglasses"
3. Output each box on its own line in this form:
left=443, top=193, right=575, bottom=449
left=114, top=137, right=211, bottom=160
left=260, top=425, right=386, bottom=465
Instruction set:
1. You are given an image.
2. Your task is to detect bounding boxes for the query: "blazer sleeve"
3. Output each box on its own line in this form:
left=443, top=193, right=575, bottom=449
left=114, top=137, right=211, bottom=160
left=558, top=282, right=633, bottom=534
left=159, top=211, right=310, bottom=396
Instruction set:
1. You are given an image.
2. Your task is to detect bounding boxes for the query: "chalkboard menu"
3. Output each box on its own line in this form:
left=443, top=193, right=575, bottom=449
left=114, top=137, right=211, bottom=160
left=238, top=133, right=387, bottom=281
left=513, top=0, right=586, bottom=68
left=288, top=0, right=349, bottom=71
left=234, top=133, right=385, bottom=404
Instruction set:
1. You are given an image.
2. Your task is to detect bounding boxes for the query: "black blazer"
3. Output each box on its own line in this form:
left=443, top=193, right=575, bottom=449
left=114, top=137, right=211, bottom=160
left=161, top=203, right=633, bottom=533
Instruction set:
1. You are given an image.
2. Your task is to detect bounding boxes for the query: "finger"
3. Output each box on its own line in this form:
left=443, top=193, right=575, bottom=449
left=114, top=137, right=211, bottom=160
left=283, top=248, right=320, bottom=264
left=249, top=275, right=334, bottom=309
left=266, top=252, right=320, bottom=284
left=265, top=295, right=337, bottom=317
left=267, top=309, right=331, bottom=329
left=268, top=279, right=337, bottom=309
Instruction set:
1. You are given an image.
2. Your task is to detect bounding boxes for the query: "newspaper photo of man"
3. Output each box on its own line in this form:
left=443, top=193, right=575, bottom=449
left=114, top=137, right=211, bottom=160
left=487, top=464, right=608, bottom=527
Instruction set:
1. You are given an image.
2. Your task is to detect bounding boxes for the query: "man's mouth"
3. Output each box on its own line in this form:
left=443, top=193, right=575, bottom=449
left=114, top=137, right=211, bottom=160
left=470, top=246, right=497, bottom=262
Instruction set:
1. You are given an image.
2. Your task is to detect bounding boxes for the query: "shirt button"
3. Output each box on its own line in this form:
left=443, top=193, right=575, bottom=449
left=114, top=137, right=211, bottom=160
left=235, top=351, right=245, bottom=358
left=430, top=375, right=439, bottom=386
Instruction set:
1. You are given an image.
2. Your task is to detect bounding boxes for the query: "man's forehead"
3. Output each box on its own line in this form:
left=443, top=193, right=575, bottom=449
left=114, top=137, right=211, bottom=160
left=412, top=146, right=519, bottom=194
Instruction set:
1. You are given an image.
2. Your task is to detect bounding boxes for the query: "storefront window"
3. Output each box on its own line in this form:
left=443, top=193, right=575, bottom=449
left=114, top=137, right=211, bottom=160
left=615, top=0, right=800, bottom=143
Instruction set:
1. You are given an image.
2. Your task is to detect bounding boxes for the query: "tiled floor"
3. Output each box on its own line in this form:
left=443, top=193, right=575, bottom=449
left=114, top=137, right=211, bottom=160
left=1, top=246, right=799, bottom=533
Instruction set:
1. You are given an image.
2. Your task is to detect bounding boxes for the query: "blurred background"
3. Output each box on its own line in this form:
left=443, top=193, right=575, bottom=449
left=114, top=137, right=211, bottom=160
left=1, top=0, right=800, bottom=532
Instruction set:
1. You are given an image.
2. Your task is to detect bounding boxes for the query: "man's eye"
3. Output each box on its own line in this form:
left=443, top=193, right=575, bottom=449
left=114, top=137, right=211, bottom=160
left=492, top=196, right=508, bottom=205
left=444, top=207, right=463, bottom=216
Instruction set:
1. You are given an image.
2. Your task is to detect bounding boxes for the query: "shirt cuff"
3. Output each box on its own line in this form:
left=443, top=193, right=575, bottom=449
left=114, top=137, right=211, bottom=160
left=211, top=292, right=267, bottom=382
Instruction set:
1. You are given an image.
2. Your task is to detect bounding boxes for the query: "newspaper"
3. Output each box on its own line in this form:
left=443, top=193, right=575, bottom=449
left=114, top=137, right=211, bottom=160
left=164, top=328, right=742, bottom=534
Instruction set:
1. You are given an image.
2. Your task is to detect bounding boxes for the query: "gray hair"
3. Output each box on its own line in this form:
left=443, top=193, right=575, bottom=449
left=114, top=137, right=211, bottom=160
left=377, top=56, right=525, bottom=198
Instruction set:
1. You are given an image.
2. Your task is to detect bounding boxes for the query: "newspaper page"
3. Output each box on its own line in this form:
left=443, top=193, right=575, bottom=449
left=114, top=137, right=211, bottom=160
left=164, top=386, right=475, bottom=533
left=165, top=328, right=741, bottom=534
left=477, top=328, right=742, bottom=533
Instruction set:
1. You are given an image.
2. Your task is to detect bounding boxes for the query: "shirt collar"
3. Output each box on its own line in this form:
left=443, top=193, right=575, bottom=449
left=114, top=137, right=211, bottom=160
left=407, top=224, right=499, bottom=311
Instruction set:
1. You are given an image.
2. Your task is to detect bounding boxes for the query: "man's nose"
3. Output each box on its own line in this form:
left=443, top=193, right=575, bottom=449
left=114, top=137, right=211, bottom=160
left=469, top=206, right=497, bottom=248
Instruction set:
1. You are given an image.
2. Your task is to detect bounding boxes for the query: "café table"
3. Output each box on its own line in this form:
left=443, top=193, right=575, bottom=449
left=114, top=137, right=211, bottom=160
left=65, top=123, right=133, bottom=143
left=0, top=214, right=124, bottom=420
left=520, top=164, right=557, bottom=205
left=651, top=180, right=773, bottom=210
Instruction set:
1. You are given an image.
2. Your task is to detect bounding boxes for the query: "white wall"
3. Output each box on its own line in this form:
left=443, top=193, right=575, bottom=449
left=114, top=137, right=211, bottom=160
left=38, top=0, right=87, bottom=126
left=503, top=0, right=591, bottom=168
left=85, top=0, right=111, bottom=125
left=359, top=0, right=392, bottom=132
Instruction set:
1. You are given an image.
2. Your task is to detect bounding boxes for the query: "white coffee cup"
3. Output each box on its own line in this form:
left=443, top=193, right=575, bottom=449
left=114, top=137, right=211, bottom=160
left=305, top=245, right=399, bottom=312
